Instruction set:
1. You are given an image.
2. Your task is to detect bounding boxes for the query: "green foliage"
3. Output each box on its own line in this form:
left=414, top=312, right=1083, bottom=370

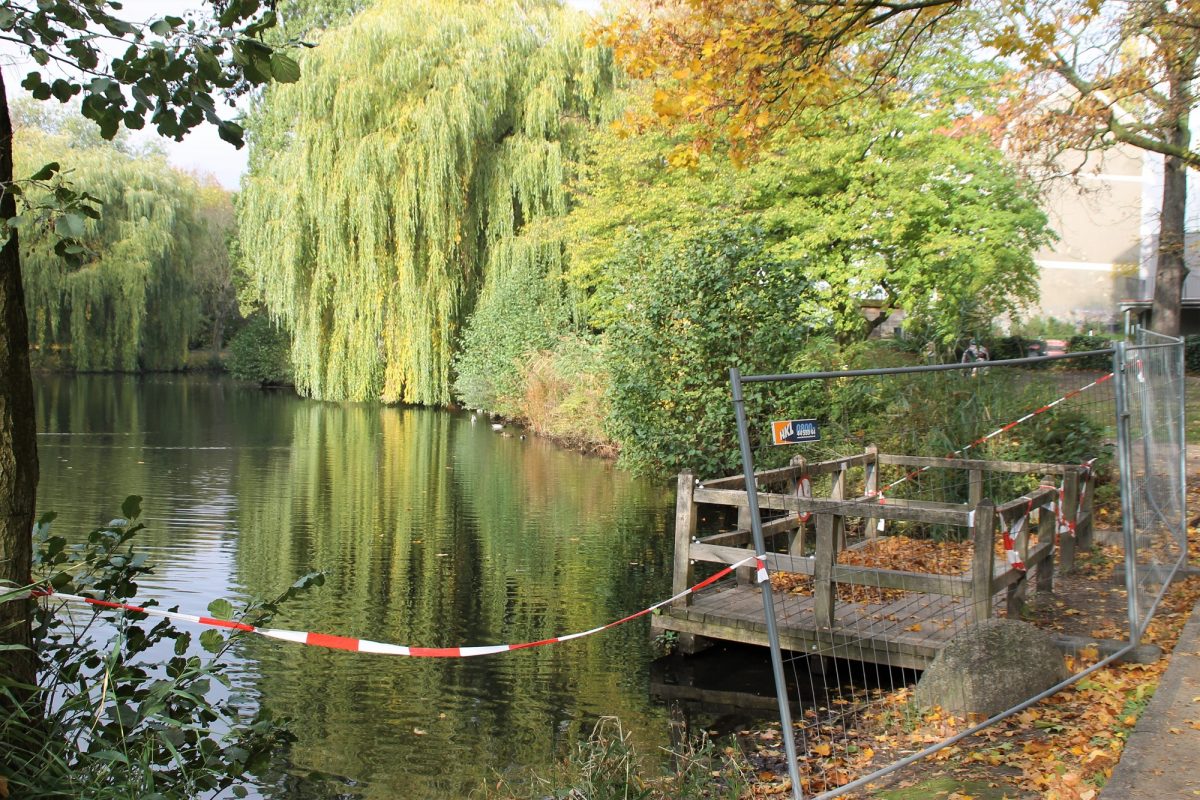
left=238, top=0, right=616, bottom=404
left=7, top=2, right=298, bottom=148
left=453, top=250, right=568, bottom=414
left=227, top=313, right=294, bottom=385
left=560, top=85, right=1050, bottom=474
left=566, top=98, right=1050, bottom=347
left=988, top=335, right=1041, bottom=361
left=1066, top=335, right=1114, bottom=370
left=0, top=498, right=325, bottom=799
left=488, top=716, right=745, bottom=799
left=1009, top=315, right=1079, bottom=340
left=604, top=225, right=815, bottom=476
left=514, top=336, right=612, bottom=452
left=191, top=179, right=239, bottom=361
left=273, top=0, right=368, bottom=39
left=1186, top=335, right=1200, bottom=373
left=1016, top=408, right=1110, bottom=468
left=11, top=97, right=144, bottom=155
left=17, top=129, right=208, bottom=371
left=792, top=366, right=1110, bottom=507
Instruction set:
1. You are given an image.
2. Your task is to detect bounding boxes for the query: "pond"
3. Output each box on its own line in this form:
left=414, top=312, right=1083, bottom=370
left=33, top=373, right=707, bottom=798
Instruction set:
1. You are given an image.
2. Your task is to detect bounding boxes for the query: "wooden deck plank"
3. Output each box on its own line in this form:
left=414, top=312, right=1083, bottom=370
left=664, top=584, right=1004, bottom=668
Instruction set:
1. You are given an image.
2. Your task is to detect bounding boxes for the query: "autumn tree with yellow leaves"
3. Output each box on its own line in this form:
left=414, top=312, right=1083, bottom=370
left=606, top=0, right=1200, bottom=335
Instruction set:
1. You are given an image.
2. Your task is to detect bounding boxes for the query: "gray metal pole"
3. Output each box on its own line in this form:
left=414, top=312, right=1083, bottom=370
left=738, top=348, right=1114, bottom=383
left=1178, top=338, right=1189, bottom=564
left=1113, top=341, right=1141, bottom=642
left=730, top=367, right=804, bottom=800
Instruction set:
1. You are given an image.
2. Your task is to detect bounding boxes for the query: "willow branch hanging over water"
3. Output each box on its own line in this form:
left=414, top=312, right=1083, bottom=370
left=18, top=130, right=204, bottom=372
left=237, top=0, right=615, bottom=404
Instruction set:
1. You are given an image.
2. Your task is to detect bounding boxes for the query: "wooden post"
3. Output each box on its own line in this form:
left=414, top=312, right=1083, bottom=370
left=864, top=444, right=880, bottom=539
left=789, top=455, right=807, bottom=556
left=1037, top=502, right=1055, bottom=595
left=673, top=471, right=698, bottom=607
left=814, top=512, right=838, bottom=628
left=968, top=469, right=983, bottom=508
left=1007, top=571, right=1028, bottom=619
left=785, top=456, right=802, bottom=494
left=736, top=501, right=754, bottom=586
left=1007, top=504, right=1030, bottom=617
left=831, top=465, right=846, bottom=549
left=1060, top=469, right=1080, bottom=572
left=1078, top=466, right=1096, bottom=549
left=971, top=500, right=996, bottom=624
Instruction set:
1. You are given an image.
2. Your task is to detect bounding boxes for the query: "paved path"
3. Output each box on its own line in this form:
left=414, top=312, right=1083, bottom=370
left=1101, top=598, right=1200, bottom=799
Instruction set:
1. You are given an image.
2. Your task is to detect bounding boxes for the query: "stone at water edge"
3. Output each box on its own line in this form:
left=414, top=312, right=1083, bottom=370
left=913, top=618, right=1069, bottom=718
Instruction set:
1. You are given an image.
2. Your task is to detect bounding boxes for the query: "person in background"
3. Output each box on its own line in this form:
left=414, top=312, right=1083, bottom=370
left=962, top=339, right=988, bottom=376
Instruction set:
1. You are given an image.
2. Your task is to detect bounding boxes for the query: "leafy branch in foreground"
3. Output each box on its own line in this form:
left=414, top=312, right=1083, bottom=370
left=0, top=495, right=325, bottom=799
left=0, top=160, right=102, bottom=266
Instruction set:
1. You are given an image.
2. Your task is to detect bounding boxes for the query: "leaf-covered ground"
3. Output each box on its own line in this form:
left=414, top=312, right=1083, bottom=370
left=771, top=536, right=976, bottom=604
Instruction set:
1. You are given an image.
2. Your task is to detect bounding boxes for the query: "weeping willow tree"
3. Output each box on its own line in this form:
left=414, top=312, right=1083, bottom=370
left=18, top=130, right=204, bottom=371
left=237, top=0, right=615, bottom=404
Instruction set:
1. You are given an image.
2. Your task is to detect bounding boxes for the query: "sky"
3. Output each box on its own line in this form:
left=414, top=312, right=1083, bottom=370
left=0, top=0, right=607, bottom=189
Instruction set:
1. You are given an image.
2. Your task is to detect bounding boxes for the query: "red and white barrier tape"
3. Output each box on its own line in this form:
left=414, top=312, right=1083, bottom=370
left=867, top=372, right=1113, bottom=503
left=1041, top=457, right=1095, bottom=541
left=796, top=474, right=813, bottom=522
left=1000, top=499, right=1032, bottom=571
left=33, top=555, right=761, bottom=658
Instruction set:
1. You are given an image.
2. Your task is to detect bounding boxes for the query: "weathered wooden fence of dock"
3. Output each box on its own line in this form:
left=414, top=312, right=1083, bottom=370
left=656, top=447, right=1094, bottom=670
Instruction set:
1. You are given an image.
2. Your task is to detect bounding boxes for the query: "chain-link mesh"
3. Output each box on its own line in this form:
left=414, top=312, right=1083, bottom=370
left=659, top=340, right=1187, bottom=799
left=1118, top=328, right=1188, bottom=640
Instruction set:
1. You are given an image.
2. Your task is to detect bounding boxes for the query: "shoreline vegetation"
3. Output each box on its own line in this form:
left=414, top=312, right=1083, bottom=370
left=32, top=333, right=1160, bottom=469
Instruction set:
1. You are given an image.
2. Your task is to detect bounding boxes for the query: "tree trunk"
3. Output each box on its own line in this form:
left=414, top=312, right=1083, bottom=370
left=0, top=69, right=39, bottom=691
left=1150, top=122, right=1190, bottom=336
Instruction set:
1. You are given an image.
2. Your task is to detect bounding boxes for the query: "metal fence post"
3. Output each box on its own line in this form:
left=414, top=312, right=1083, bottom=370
left=1113, top=340, right=1141, bottom=643
left=1178, top=337, right=1189, bottom=565
left=730, top=367, right=804, bottom=800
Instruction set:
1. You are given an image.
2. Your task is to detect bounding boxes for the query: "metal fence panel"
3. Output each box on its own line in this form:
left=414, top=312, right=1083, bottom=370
left=1118, top=328, right=1188, bottom=641
left=712, top=337, right=1186, bottom=799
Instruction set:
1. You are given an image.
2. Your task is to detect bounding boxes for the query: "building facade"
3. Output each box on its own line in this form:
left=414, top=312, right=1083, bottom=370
left=1031, top=142, right=1200, bottom=333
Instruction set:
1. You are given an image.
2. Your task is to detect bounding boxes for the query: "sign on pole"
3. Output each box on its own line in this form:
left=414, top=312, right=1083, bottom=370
left=771, top=418, right=820, bottom=445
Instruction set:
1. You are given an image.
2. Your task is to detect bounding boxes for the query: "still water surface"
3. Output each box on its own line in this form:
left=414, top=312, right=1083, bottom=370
left=34, top=373, right=686, bottom=798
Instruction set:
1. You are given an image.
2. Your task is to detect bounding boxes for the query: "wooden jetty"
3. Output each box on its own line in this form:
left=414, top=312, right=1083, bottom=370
left=653, top=448, right=1095, bottom=670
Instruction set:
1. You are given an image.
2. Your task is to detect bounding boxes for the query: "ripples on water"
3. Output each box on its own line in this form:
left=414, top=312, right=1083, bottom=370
left=34, top=374, right=693, bottom=798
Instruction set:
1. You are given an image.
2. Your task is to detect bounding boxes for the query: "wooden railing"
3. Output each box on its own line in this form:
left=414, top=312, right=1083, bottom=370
left=672, top=447, right=1095, bottom=626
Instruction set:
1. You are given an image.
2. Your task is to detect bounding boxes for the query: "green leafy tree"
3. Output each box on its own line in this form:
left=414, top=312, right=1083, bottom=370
left=607, top=0, right=1200, bottom=335
left=192, top=178, right=238, bottom=364
left=18, top=129, right=207, bottom=371
left=272, top=0, right=366, bottom=38
left=237, top=0, right=615, bottom=404
left=0, top=0, right=299, bottom=708
left=604, top=225, right=816, bottom=476
left=567, top=99, right=1050, bottom=347
left=452, top=247, right=569, bottom=413
left=227, top=312, right=294, bottom=385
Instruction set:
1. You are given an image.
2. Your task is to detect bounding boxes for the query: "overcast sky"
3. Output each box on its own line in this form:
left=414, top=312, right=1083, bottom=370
left=0, top=0, right=606, bottom=189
